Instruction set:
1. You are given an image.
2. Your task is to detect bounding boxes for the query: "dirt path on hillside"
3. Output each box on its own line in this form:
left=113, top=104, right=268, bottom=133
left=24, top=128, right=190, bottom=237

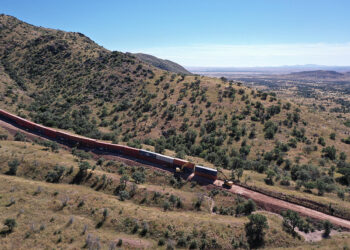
left=2, top=119, right=350, bottom=230
left=214, top=180, right=350, bottom=229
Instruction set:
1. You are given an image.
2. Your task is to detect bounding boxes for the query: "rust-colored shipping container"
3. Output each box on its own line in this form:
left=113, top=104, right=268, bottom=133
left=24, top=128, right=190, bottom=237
left=121, top=146, right=140, bottom=157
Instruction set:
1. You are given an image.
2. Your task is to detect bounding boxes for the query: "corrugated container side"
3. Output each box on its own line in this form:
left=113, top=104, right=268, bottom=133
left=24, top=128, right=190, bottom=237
left=98, top=142, right=111, bottom=149
left=194, top=171, right=217, bottom=180
left=195, top=165, right=218, bottom=175
left=139, top=149, right=157, bottom=158
left=24, top=120, right=36, bottom=130
left=79, top=137, right=93, bottom=147
left=109, top=144, right=124, bottom=153
left=103, top=143, right=116, bottom=151
left=122, top=146, right=139, bottom=157
left=85, top=138, right=98, bottom=147
left=156, top=154, right=174, bottom=164
left=55, top=131, right=65, bottom=140
left=44, top=128, right=57, bottom=138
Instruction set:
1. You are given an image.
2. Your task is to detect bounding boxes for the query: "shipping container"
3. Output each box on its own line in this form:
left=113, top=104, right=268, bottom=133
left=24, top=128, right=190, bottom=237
left=122, top=146, right=140, bottom=157
left=194, top=165, right=217, bottom=180
left=139, top=149, right=157, bottom=158
left=98, top=142, right=111, bottom=150
left=109, top=144, right=124, bottom=154
left=156, top=154, right=174, bottom=164
left=194, top=171, right=217, bottom=180
left=43, top=128, right=57, bottom=139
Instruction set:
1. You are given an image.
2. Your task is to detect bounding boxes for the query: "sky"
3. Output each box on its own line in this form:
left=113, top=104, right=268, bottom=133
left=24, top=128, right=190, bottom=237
left=2, top=0, right=350, bottom=67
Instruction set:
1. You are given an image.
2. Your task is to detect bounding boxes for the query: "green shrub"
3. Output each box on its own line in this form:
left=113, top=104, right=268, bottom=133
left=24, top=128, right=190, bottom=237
left=14, top=132, right=26, bottom=141
left=264, top=121, right=277, bottom=139
left=4, top=218, right=17, bottom=233
left=132, top=171, right=145, bottom=184
left=119, top=190, right=129, bottom=201
left=318, top=137, right=326, bottom=146
left=7, top=159, right=20, bottom=176
left=46, top=165, right=66, bottom=183
left=158, top=238, right=165, bottom=246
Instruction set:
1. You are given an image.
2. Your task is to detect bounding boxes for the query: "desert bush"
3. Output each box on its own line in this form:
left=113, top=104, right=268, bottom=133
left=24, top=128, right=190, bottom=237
left=46, top=165, right=66, bottom=183
left=4, top=218, right=17, bottom=233
left=7, top=158, right=20, bottom=176
left=14, top=132, right=26, bottom=141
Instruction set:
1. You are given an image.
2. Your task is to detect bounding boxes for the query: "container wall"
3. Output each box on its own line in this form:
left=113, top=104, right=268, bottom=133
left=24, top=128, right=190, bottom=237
left=139, top=149, right=157, bottom=158
left=194, top=171, right=217, bottom=180
left=156, top=154, right=174, bottom=164
left=195, top=165, right=218, bottom=176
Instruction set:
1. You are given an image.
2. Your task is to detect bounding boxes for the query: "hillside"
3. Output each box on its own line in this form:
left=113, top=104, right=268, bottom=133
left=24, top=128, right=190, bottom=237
left=133, top=53, right=191, bottom=75
left=2, top=120, right=350, bottom=249
left=1, top=14, right=350, bottom=248
left=1, top=13, right=350, bottom=203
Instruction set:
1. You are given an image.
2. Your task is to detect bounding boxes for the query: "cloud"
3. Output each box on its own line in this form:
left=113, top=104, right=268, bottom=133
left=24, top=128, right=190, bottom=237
left=131, top=43, right=350, bottom=67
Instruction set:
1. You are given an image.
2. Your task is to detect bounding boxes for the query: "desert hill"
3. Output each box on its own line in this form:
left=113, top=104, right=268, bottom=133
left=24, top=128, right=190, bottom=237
left=133, top=53, right=191, bottom=75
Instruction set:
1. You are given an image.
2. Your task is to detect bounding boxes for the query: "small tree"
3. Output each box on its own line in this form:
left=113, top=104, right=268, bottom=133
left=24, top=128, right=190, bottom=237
left=282, top=210, right=301, bottom=235
left=264, top=169, right=275, bottom=185
left=322, top=146, right=337, bottom=160
left=245, top=214, right=269, bottom=248
left=236, top=168, right=243, bottom=181
left=316, top=180, right=326, bottom=196
left=323, top=220, right=332, bottom=238
left=120, top=175, right=129, bottom=189
left=243, top=199, right=256, bottom=215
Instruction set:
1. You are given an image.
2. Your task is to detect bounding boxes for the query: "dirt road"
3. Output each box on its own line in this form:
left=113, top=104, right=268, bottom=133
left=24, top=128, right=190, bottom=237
left=215, top=180, right=350, bottom=229
left=2, top=118, right=350, bottom=230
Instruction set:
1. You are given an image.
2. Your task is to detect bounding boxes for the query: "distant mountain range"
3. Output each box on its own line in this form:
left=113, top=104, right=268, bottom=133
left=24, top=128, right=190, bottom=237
left=133, top=53, right=191, bottom=75
left=188, top=65, right=350, bottom=74
left=288, top=70, right=345, bottom=79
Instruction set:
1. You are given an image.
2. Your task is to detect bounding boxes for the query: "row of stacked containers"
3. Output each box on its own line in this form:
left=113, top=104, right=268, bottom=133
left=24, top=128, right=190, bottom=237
left=0, top=109, right=217, bottom=180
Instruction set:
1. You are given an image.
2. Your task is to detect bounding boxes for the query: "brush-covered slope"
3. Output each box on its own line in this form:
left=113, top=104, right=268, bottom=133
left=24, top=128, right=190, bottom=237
left=0, top=127, right=308, bottom=249
left=1, top=14, right=350, bottom=214
left=133, top=53, right=191, bottom=75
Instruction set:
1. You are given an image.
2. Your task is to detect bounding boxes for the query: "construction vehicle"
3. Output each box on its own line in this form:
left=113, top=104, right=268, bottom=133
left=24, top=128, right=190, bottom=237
left=218, top=169, right=233, bottom=188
